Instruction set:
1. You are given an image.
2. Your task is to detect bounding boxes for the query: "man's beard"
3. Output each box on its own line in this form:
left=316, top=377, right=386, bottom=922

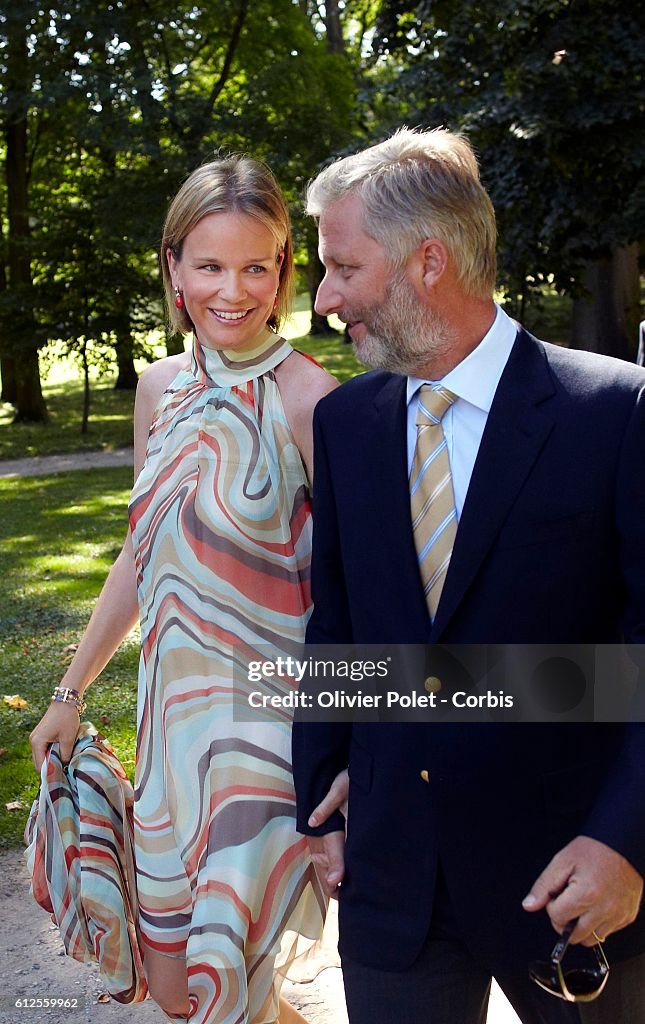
left=346, top=271, right=454, bottom=377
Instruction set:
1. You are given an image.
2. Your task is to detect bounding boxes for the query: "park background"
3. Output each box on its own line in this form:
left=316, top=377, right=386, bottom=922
left=1, top=0, right=644, bottom=869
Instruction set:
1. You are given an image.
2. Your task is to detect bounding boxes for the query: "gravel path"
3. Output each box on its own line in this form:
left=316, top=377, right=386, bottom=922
left=0, top=448, right=134, bottom=479
left=0, top=848, right=346, bottom=1024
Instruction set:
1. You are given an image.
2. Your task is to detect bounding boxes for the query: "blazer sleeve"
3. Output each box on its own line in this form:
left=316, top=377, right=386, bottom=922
left=293, top=402, right=352, bottom=836
left=582, top=381, right=645, bottom=875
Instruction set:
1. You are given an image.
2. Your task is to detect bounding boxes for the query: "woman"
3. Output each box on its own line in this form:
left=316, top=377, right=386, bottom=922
left=30, top=156, right=338, bottom=1023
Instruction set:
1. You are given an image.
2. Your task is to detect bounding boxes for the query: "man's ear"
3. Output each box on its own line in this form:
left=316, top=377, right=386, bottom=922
left=419, top=239, right=449, bottom=292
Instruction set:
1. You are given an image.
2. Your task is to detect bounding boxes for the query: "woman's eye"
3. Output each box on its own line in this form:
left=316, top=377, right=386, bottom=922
left=202, top=263, right=221, bottom=272
left=248, top=265, right=267, bottom=274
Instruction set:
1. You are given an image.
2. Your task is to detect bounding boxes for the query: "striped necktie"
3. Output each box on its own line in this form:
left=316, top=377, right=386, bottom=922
left=410, top=384, right=458, bottom=619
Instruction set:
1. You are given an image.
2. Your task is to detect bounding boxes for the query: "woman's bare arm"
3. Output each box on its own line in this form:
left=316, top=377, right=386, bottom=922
left=29, top=352, right=188, bottom=770
left=275, top=351, right=338, bottom=484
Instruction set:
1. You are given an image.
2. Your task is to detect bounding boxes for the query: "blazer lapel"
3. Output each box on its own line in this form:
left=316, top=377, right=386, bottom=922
left=432, top=330, right=557, bottom=640
left=371, top=374, right=431, bottom=638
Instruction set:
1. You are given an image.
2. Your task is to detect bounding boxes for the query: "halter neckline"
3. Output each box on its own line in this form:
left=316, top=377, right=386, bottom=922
left=191, top=331, right=293, bottom=387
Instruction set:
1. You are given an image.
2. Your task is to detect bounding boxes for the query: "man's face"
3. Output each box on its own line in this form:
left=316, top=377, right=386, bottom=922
left=315, top=194, right=453, bottom=376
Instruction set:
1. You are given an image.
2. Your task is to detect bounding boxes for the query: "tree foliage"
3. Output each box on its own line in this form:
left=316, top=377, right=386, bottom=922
left=2, top=0, right=641, bottom=426
left=373, top=0, right=645, bottom=355
left=0, top=0, right=360, bottom=421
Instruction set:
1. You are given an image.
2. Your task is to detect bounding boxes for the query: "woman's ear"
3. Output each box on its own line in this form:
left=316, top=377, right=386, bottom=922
left=166, top=247, right=179, bottom=286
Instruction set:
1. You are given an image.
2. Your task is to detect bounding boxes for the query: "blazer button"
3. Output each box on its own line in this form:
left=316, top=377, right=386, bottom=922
left=424, top=676, right=442, bottom=694
left=420, top=770, right=430, bottom=783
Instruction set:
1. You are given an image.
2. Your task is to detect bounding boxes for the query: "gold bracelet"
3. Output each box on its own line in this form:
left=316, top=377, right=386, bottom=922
left=51, top=685, right=87, bottom=716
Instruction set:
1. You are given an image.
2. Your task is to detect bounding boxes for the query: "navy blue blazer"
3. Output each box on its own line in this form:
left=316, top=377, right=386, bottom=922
left=292, top=328, right=645, bottom=974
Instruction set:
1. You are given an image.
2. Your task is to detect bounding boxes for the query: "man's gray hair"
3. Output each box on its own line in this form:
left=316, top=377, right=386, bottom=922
left=306, top=127, right=497, bottom=299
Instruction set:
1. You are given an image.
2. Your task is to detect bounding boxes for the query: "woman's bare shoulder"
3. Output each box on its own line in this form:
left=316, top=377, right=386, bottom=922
left=276, top=349, right=338, bottom=413
left=137, top=351, right=190, bottom=405
left=133, top=351, right=191, bottom=475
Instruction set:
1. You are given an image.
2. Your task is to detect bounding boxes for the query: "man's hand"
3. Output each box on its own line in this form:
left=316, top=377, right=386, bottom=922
left=308, top=831, right=345, bottom=899
left=522, top=835, right=644, bottom=945
left=304, top=769, right=349, bottom=898
left=308, top=768, right=349, bottom=828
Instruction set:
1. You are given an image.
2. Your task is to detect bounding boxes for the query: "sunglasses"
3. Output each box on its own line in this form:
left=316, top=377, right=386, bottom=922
left=529, top=920, right=609, bottom=1002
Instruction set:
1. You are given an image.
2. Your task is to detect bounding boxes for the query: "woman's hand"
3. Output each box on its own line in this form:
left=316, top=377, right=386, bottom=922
left=30, top=701, right=81, bottom=772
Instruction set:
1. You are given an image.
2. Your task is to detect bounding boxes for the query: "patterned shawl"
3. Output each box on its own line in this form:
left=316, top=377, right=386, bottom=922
left=24, top=723, right=148, bottom=1003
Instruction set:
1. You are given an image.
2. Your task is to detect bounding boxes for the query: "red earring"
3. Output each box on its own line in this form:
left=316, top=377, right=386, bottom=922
left=174, top=287, right=185, bottom=310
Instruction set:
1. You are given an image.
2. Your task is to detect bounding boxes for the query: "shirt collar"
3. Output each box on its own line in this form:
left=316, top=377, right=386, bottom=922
left=407, top=303, right=517, bottom=412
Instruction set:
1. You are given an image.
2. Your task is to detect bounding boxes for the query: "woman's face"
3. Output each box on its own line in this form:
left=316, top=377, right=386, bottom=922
left=168, top=211, right=282, bottom=351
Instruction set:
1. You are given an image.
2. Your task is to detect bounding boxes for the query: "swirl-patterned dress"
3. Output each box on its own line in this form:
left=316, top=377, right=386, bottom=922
left=129, top=333, right=325, bottom=1023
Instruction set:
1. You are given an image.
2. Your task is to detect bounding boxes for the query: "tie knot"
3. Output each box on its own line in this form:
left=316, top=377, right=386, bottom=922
left=416, top=384, right=456, bottom=426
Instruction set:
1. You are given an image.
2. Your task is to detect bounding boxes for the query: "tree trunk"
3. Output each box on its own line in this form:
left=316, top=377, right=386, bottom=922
left=114, top=329, right=138, bottom=390
left=4, top=8, right=48, bottom=422
left=11, top=358, right=48, bottom=422
left=81, top=298, right=90, bottom=434
left=324, top=0, right=345, bottom=54
left=0, top=210, right=17, bottom=404
left=0, top=353, right=18, bottom=404
left=306, top=236, right=335, bottom=335
left=570, top=244, right=641, bottom=361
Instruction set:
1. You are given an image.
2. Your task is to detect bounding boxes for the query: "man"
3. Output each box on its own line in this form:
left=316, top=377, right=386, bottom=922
left=292, top=128, right=645, bottom=1023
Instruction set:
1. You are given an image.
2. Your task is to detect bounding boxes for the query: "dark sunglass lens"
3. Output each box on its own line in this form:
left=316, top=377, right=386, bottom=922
left=562, top=968, right=606, bottom=997
left=530, top=920, right=609, bottom=1003
left=529, top=962, right=560, bottom=991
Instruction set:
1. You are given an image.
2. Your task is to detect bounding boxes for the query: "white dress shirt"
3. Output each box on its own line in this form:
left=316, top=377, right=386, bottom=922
left=406, top=304, right=518, bottom=518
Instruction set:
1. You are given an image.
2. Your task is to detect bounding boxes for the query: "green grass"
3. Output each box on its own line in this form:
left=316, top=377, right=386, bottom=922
left=0, top=378, right=137, bottom=461
left=0, top=468, right=138, bottom=848
left=295, top=329, right=363, bottom=382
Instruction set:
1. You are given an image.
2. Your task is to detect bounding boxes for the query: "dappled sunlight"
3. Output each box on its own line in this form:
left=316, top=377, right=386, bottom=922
left=1, top=534, right=39, bottom=551
left=0, top=470, right=131, bottom=616
left=0, top=473, right=130, bottom=507
left=46, top=493, right=130, bottom=515
left=18, top=573, right=111, bottom=602
left=282, top=308, right=312, bottom=340
left=7, top=546, right=119, bottom=577
left=0, top=403, right=19, bottom=428
left=29, top=549, right=115, bottom=570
